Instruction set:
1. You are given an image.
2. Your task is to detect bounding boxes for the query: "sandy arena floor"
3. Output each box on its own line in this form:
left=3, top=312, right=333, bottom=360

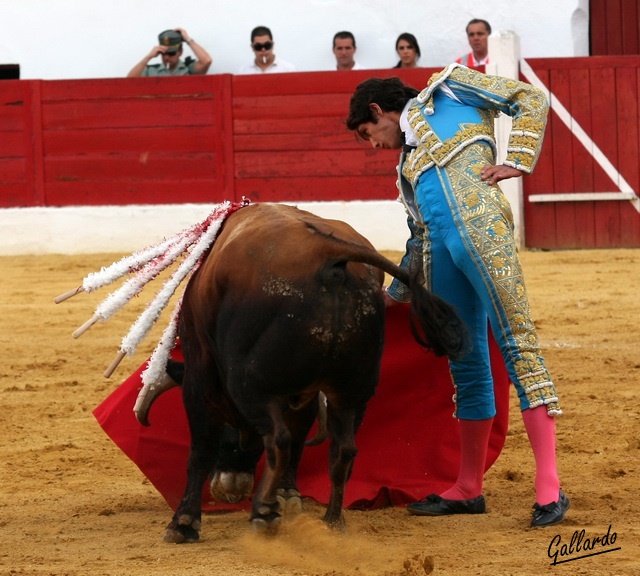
left=1, top=248, right=638, bottom=575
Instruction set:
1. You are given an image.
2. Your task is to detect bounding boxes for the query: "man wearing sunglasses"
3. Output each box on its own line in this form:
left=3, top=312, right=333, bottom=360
left=237, top=26, right=296, bottom=74
left=128, top=28, right=212, bottom=77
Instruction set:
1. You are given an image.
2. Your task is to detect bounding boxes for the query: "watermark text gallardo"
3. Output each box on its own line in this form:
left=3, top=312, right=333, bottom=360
left=548, top=524, right=620, bottom=566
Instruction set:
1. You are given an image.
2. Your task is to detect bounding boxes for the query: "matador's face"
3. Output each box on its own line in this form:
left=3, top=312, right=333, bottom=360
left=356, top=106, right=403, bottom=150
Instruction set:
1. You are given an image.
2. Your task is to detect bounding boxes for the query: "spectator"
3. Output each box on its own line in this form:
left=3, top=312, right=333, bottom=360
left=393, top=33, right=421, bottom=68
left=127, top=28, right=212, bottom=77
left=237, top=26, right=296, bottom=74
left=333, top=31, right=363, bottom=71
left=456, top=19, right=491, bottom=67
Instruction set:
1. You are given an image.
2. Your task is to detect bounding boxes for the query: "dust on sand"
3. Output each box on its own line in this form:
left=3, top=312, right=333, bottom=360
left=1, top=249, right=639, bottom=575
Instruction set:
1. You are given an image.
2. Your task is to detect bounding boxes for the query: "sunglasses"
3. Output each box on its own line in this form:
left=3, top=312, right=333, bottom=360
left=252, top=41, right=273, bottom=51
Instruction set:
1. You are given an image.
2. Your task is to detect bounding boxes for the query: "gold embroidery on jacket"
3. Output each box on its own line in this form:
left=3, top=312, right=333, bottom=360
left=406, top=64, right=548, bottom=178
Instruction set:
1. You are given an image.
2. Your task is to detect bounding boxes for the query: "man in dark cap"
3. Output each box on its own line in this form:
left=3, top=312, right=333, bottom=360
left=128, top=27, right=212, bottom=77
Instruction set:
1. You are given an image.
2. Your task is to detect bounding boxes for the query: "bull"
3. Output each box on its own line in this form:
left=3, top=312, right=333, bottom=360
left=136, top=203, right=466, bottom=542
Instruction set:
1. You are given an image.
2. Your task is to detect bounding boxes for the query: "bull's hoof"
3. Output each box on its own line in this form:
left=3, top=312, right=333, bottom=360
left=210, top=471, right=253, bottom=504
left=250, top=515, right=282, bottom=535
left=276, top=488, right=302, bottom=517
left=250, top=502, right=282, bottom=535
left=322, top=513, right=347, bottom=532
left=163, top=515, right=201, bottom=543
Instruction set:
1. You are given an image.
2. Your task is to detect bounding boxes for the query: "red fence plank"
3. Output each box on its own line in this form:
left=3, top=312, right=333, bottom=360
left=523, top=67, right=557, bottom=249
left=43, top=126, right=216, bottom=155
left=607, top=0, right=624, bottom=55
left=234, top=149, right=397, bottom=179
left=621, top=0, right=640, bottom=54
left=589, top=0, right=608, bottom=55
left=0, top=158, right=28, bottom=183
left=590, top=66, right=622, bottom=247
left=0, top=108, right=28, bottom=132
left=234, top=132, right=357, bottom=152
left=0, top=82, right=35, bottom=206
left=569, top=67, right=597, bottom=248
left=549, top=67, right=580, bottom=247
left=617, top=66, right=640, bottom=244
left=525, top=56, right=640, bottom=69
left=41, top=76, right=217, bottom=101
left=233, top=116, right=351, bottom=137
left=44, top=180, right=223, bottom=207
left=45, top=153, right=216, bottom=182
left=42, top=99, right=217, bottom=130
left=233, top=93, right=351, bottom=119
left=590, top=0, right=640, bottom=56
left=0, top=130, right=28, bottom=157
left=235, top=175, right=398, bottom=203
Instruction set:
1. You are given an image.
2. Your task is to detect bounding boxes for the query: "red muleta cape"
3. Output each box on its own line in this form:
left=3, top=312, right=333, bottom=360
left=94, top=304, right=509, bottom=512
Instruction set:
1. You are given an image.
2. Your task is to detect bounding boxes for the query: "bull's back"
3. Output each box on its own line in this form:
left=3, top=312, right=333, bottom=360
left=182, top=203, right=386, bottom=392
left=194, top=203, right=383, bottom=297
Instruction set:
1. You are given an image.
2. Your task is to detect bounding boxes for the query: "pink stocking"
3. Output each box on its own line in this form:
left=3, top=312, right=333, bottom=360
left=441, top=418, right=493, bottom=500
left=521, top=406, right=560, bottom=505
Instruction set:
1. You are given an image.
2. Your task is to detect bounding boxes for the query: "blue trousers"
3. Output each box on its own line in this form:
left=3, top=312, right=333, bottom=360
left=413, top=144, right=560, bottom=419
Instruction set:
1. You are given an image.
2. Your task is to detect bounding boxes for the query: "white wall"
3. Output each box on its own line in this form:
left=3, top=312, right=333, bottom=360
left=0, top=201, right=410, bottom=255
left=1, top=0, right=589, bottom=80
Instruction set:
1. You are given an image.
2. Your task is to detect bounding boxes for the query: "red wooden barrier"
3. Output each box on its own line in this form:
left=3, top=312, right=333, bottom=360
left=2, top=61, right=639, bottom=248
left=0, top=69, right=434, bottom=210
left=524, top=56, right=640, bottom=248
left=40, top=76, right=229, bottom=206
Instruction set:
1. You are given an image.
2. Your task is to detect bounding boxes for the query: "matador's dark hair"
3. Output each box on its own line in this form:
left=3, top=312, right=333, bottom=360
left=345, top=77, right=419, bottom=130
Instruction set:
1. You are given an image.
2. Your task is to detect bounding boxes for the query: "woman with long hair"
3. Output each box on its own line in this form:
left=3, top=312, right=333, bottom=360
left=394, top=33, right=421, bottom=68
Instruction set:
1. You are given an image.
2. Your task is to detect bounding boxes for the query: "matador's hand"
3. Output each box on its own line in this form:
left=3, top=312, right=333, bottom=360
left=481, top=164, right=525, bottom=186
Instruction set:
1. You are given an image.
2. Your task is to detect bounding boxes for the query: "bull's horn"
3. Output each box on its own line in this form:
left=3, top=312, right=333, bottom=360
left=133, top=371, right=180, bottom=426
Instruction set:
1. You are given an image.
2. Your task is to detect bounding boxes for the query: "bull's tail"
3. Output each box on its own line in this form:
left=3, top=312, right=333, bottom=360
left=405, top=270, right=468, bottom=361
left=377, top=259, right=467, bottom=361
left=309, top=226, right=468, bottom=361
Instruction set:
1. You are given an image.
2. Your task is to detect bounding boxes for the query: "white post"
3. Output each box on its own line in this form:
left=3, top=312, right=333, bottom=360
left=486, top=31, right=524, bottom=247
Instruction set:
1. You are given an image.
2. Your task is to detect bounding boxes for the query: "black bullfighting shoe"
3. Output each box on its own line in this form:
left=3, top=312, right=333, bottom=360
left=407, top=494, right=486, bottom=516
left=530, top=490, right=571, bottom=527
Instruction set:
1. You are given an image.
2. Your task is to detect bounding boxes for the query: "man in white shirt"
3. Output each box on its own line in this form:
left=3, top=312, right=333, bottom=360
left=455, top=19, right=491, bottom=68
left=333, top=31, right=364, bottom=71
left=237, top=26, right=296, bottom=74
